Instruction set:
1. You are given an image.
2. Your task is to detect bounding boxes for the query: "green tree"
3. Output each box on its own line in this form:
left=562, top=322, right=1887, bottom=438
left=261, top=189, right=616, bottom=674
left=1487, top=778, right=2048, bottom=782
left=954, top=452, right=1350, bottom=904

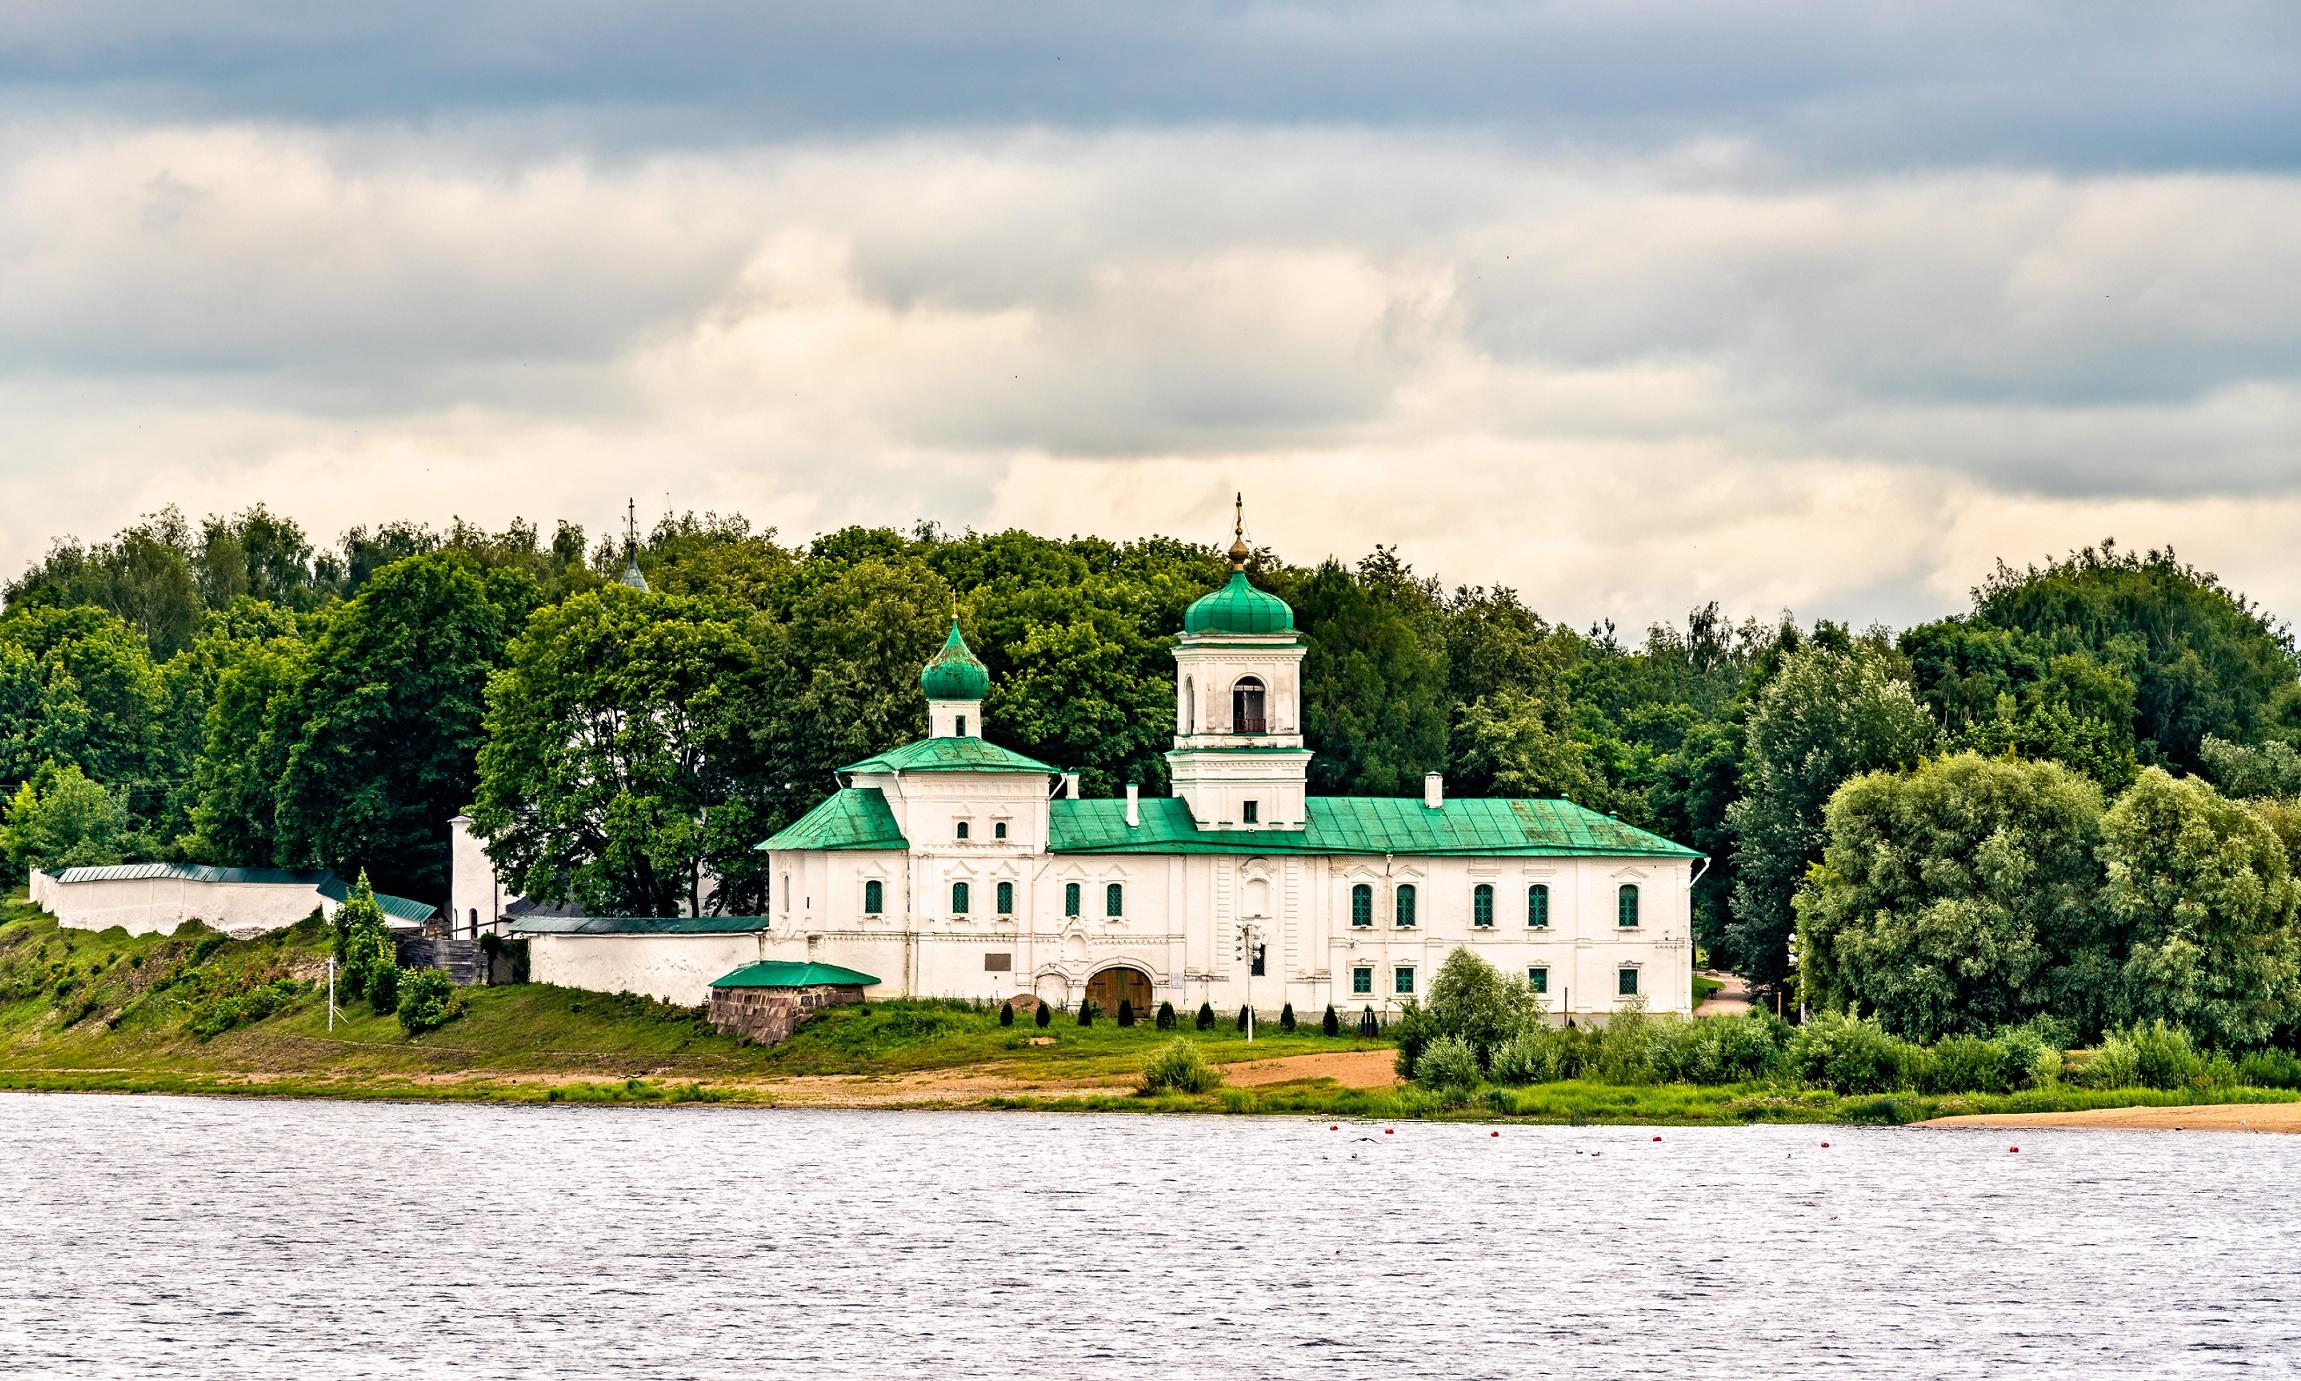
left=1288, top=551, right=1448, bottom=795
left=185, top=636, right=308, bottom=865
left=0, top=605, right=169, bottom=799
left=0, top=762, right=148, bottom=883
left=2099, top=768, right=2301, bottom=1047
left=2199, top=735, right=2301, bottom=799
left=333, top=870, right=396, bottom=1002
left=276, top=554, right=533, bottom=897
left=1727, top=645, right=1935, bottom=988
left=1794, top=752, right=2112, bottom=1040
left=1422, top=947, right=1540, bottom=1067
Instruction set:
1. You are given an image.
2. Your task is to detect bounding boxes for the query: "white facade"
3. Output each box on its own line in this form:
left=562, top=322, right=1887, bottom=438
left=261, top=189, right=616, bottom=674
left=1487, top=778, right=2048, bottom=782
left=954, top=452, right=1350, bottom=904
left=31, top=865, right=431, bottom=937
left=526, top=931, right=763, bottom=1006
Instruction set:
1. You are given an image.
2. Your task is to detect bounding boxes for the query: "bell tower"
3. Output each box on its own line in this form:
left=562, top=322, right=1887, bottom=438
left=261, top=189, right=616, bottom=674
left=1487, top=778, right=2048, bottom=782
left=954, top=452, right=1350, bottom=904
left=1166, top=496, right=1312, bottom=829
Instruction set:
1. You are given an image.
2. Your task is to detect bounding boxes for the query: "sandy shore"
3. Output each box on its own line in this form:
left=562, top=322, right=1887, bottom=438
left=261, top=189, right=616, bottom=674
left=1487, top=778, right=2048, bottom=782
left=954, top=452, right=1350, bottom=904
left=1923, top=1103, right=2301, bottom=1133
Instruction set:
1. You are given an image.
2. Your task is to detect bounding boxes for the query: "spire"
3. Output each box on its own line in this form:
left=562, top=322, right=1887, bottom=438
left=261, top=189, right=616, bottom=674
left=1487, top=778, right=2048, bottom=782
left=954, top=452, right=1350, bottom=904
left=1227, top=491, right=1250, bottom=571
left=620, top=498, right=650, bottom=592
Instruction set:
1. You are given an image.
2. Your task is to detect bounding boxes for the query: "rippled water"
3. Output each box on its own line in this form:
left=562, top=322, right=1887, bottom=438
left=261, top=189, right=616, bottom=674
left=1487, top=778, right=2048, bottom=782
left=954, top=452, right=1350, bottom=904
left=3, top=1094, right=2298, bottom=1378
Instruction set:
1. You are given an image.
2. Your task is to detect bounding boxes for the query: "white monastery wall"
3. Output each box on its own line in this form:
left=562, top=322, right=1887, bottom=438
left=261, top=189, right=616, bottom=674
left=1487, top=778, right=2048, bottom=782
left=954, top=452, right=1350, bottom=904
left=526, top=932, right=763, bottom=1007
left=36, top=873, right=334, bottom=936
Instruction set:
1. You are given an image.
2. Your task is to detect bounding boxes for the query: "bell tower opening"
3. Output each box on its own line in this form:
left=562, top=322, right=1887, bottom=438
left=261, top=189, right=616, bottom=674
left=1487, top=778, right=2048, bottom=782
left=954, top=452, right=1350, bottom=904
left=1166, top=495, right=1310, bottom=829
left=1231, top=677, right=1266, bottom=734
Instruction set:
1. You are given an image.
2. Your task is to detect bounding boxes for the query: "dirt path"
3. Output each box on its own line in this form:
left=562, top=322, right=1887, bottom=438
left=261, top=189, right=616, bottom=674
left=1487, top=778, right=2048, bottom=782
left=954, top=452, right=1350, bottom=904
left=1693, top=970, right=1752, bottom=1017
left=1923, top=1103, right=2301, bottom=1133
left=1217, top=1048, right=1400, bottom=1089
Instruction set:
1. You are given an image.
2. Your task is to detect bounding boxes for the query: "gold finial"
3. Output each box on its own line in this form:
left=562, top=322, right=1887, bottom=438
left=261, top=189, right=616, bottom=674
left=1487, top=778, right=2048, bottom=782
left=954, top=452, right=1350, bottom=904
left=1227, top=491, right=1249, bottom=571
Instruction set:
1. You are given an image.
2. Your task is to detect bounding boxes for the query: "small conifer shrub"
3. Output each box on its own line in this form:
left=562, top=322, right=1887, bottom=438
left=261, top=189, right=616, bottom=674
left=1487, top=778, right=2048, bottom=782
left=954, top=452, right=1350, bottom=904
left=1117, top=999, right=1135, bottom=1027
left=1196, top=1001, right=1216, bottom=1031
left=1156, top=1000, right=1177, bottom=1030
left=1078, top=998, right=1098, bottom=1026
left=1279, top=1003, right=1296, bottom=1033
left=1236, top=1005, right=1251, bottom=1032
left=1035, top=1000, right=1052, bottom=1029
left=1322, top=1004, right=1340, bottom=1037
left=1000, top=1001, right=1015, bottom=1027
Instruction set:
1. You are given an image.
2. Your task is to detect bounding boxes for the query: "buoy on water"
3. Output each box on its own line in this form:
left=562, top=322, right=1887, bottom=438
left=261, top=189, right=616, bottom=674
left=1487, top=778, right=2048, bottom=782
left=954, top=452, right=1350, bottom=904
left=1384, top=1128, right=1394, bottom=1135
left=1652, top=1135, right=1662, bottom=1142
left=1820, top=1141, right=1831, bottom=1148
left=1490, top=1130, right=1500, bottom=1138
left=2009, top=1146, right=2020, bottom=1153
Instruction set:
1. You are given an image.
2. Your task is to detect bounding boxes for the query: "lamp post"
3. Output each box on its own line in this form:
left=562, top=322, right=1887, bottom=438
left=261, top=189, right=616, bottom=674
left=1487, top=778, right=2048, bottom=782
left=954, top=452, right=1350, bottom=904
left=1234, top=921, right=1262, bottom=1042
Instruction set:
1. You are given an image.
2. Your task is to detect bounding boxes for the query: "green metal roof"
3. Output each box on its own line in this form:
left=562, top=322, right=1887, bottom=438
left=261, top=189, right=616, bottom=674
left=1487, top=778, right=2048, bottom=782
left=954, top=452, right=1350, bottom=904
left=759, top=788, right=910, bottom=852
left=510, top=915, right=773, bottom=936
left=710, top=960, right=881, bottom=989
left=919, top=619, right=991, bottom=701
left=1183, top=570, right=1295, bottom=636
left=1047, top=795, right=1701, bottom=858
left=51, top=862, right=437, bottom=923
left=314, top=876, right=439, bottom=924
left=839, top=736, right=1058, bottom=776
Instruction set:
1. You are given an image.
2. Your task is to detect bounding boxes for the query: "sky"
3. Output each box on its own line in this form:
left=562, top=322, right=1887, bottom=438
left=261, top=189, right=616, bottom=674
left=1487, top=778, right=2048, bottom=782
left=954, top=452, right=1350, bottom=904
left=3, top=2, right=2299, bottom=631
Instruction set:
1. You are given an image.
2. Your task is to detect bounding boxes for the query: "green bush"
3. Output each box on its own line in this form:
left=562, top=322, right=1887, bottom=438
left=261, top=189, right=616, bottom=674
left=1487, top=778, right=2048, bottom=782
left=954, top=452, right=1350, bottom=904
left=1788, top=1012, right=1918, bottom=1094
left=1321, top=1004, right=1339, bottom=1037
left=396, top=969, right=463, bottom=1036
left=1196, top=1001, right=1215, bottom=1031
left=189, top=933, right=230, bottom=967
left=1034, top=999, right=1052, bottom=1028
left=1279, top=1003, right=1296, bottom=1033
left=1155, top=1000, right=1176, bottom=1030
left=1415, top=1034, right=1482, bottom=1103
left=1424, top=948, right=1540, bottom=1067
left=999, top=1001, right=1014, bottom=1027
left=1077, top=998, right=1098, bottom=1027
left=1594, top=1000, right=1658, bottom=1084
left=1647, top=1013, right=1785, bottom=1086
left=2236, top=1048, right=2301, bottom=1090
left=1491, top=1024, right=1601, bottom=1085
left=1116, top=999, right=1135, bottom=1027
left=1139, top=1038, right=1223, bottom=1095
left=366, top=962, right=401, bottom=1015
left=1235, top=1005, right=1250, bottom=1032
left=1920, top=1034, right=2013, bottom=1094
left=2077, top=1021, right=2206, bottom=1090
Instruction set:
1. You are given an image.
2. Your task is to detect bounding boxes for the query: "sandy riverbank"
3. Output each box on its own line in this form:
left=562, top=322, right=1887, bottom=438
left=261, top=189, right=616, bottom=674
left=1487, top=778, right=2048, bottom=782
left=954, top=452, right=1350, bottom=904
left=1924, top=1103, right=2301, bottom=1133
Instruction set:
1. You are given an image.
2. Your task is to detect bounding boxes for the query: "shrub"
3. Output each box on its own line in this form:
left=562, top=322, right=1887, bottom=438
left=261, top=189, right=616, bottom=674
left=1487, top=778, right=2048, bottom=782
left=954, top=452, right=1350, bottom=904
left=999, top=1001, right=1014, bottom=1027
left=2128, top=1021, right=2205, bottom=1090
left=2075, top=1035, right=2142, bottom=1089
left=1155, top=1000, right=1177, bottom=1030
left=1279, top=1003, right=1296, bottom=1033
left=1034, top=999, right=1052, bottom=1029
left=1425, top=948, right=1539, bottom=1067
left=366, top=962, right=401, bottom=1015
left=1391, top=1001, right=1432, bottom=1079
left=1237, top=1005, right=1252, bottom=1032
left=1921, top=1035, right=2013, bottom=1095
left=1117, top=999, right=1135, bottom=1028
left=1139, top=1038, right=1223, bottom=1095
left=1195, top=1001, right=1216, bottom=1031
left=2236, top=1048, right=2301, bottom=1090
left=189, top=934, right=230, bottom=967
left=1077, top=999, right=1099, bottom=1027
left=1415, top=1034, right=1482, bottom=1103
left=1594, top=1000, right=1657, bottom=1084
left=1994, top=1023, right=2063, bottom=1090
left=1321, top=1004, right=1339, bottom=1037
left=1788, top=1012, right=1917, bottom=1094
left=396, top=969, right=463, bottom=1036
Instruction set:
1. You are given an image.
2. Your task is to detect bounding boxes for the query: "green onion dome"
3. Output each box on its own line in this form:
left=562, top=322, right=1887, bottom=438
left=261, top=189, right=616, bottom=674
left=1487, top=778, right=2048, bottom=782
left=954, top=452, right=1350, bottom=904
left=1183, top=570, right=1295, bottom=635
left=920, top=619, right=991, bottom=700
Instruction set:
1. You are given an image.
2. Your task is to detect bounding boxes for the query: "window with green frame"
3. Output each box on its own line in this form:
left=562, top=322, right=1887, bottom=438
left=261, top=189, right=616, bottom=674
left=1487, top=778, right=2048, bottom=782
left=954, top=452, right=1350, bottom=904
left=1528, top=883, right=1550, bottom=928
left=1395, top=883, right=1417, bottom=928
left=1528, top=966, right=1548, bottom=995
left=1064, top=882, right=1081, bottom=917
left=1618, top=966, right=1639, bottom=996
left=1618, top=883, right=1640, bottom=927
left=1472, top=883, right=1494, bottom=928
left=996, top=880, right=1014, bottom=915
left=1350, top=883, right=1373, bottom=927
left=1106, top=882, right=1125, bottom=917
left=863, top=879, right=883, bottom=915
left=1394, top=965, right=1415, bottom=995
left=951, top=881, right=970, bottom=915
left=1352, top=966, right=1372, bottom=994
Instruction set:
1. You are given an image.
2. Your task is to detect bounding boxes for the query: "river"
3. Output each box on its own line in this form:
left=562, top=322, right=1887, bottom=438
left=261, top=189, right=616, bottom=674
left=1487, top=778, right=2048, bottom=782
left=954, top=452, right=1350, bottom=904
left=1, top=1092, right=2295, bottom=1377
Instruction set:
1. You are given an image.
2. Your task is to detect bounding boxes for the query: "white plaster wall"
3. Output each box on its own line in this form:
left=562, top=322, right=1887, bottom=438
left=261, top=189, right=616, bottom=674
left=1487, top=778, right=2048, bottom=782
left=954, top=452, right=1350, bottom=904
left=448, top=815, right=508, bottom=939
left=527, top=932, right=763, bottom=1007
left=42, top=877, right=335, bottom=936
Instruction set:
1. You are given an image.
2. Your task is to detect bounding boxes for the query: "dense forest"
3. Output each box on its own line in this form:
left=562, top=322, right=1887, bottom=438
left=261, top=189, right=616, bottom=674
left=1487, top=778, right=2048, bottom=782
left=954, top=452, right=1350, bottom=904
left=3, top=504, right=2298, bottom=1044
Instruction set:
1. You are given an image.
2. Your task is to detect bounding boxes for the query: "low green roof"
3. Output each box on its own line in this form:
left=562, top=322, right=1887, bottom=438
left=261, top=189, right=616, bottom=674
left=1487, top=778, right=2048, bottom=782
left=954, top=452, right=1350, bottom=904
left=711, top=960, right=880, bottom=989
left=510, top=915, right=772, bottom=936
left=315, top=876, right=439, bottom=924
left=1047, top=795, right=1701, bottom=858
left=759, top=788, right=909, bottom=852
left=840, top=736, right=1057, bottom=776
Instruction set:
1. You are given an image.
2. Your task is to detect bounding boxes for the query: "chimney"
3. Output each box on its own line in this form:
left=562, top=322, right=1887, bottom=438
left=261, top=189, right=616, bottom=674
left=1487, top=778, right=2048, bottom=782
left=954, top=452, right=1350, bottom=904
left=1063, top=771, right=1081, bottom=799
left=1423, top=772, right=1444, bottom=809
left=1125, top=782, right=1141, bottom=828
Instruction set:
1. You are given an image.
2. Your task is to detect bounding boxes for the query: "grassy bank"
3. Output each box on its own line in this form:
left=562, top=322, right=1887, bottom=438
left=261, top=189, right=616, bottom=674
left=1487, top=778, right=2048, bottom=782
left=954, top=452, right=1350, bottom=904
left=7, top=898, right=2297, bottom=1123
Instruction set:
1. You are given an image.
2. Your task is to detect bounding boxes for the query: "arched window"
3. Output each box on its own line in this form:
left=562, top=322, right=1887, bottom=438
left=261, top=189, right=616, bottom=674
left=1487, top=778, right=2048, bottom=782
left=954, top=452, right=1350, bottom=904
left=1184, top=677, right=1195, bottom=733
left=1528, top=883, right=1550, bottom=928
left=994, top=821, right=1008, bottom=841
left=996, top=881, right=1014, bottom=915
left=1232, top=676, right=1267, bottom=734
left=468, top=907, right=479, bottom=936
left=1350, top=883, right=1373, bottom=927
left=956, top=821, right=970, bottom=841
left=863, top=880, right=884, bottom=915
left=951, top=881, right=970, bottom=915
left=1618, top=884, right=1640, bottom=928
left=1472, top=883, right=1494, bottom=928
left=1106, top=882, right=1125, bottom=917
left=1064, top=882, right=1081, bottom=917
left=1395, top=883, right=1417, bottom=928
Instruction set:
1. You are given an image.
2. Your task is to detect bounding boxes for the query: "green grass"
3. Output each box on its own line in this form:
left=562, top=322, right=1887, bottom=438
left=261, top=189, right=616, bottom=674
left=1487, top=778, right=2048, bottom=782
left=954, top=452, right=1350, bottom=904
left=1693, top=974, right=1725, bottom=1006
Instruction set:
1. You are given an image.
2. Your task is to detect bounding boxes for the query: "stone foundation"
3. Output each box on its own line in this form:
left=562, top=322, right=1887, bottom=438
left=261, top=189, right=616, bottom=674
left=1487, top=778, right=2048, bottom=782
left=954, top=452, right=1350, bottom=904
left=708, top=985, right=866, bottom=1045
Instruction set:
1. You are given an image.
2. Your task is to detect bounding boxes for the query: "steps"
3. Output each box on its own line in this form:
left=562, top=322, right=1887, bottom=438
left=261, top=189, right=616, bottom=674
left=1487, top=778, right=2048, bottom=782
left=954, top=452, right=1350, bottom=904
left=392, top=936, right=483, bottom=985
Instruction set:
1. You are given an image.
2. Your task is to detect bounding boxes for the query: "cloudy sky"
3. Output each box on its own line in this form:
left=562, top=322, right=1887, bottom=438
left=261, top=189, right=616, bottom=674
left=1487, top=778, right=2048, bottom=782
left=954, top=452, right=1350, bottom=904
left=3, top=3, right=2299, bottom=629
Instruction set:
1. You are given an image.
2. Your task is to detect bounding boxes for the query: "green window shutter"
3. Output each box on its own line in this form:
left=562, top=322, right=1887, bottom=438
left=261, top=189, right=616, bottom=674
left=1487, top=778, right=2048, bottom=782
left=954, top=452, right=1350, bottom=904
left=1106, top=882, right=1124, bottom=917
left=1528, top=966, right=1547, bottom=995
left=996, top=881, right=1014, bottom=915
left=1350, top=884, right=1372, bottom=927
left=957, top=821, right=969, bottom=840
left=1528, top=883, right=1549, bottom=928
left=1394, top=966, right=1415, bottom=995
left=1242, top=800, right=1259, bottom=824
left=1618, top=967, right=1639, bottom=996
left=1618, top=884, right=1639, bottom=927
left=1395, top=884, right=1416, bottom=928
left=1064, top=882, right=1080, bottom=917
left=994, top=821, right=1007, bottom=840
left=1352, top=966, right=1372, bottom=994
left=863, top=880, right=883, bottom=915
left=1472, top=883, right=1494, bottom=928
left=952, top=881, right=970, bottom=914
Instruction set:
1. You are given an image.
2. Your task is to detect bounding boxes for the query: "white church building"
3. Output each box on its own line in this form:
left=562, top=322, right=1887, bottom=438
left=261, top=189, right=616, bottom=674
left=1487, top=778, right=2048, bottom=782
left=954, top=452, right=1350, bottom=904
left=744, top=528, right=1704, bottom=1023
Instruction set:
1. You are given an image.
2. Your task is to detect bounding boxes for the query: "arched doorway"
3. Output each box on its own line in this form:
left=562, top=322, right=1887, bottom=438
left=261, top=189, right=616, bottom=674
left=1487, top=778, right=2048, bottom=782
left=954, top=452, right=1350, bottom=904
left=1085, top=965, right=1154, bottom=1017
left=1232, top=676, right=1266, bottom=733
